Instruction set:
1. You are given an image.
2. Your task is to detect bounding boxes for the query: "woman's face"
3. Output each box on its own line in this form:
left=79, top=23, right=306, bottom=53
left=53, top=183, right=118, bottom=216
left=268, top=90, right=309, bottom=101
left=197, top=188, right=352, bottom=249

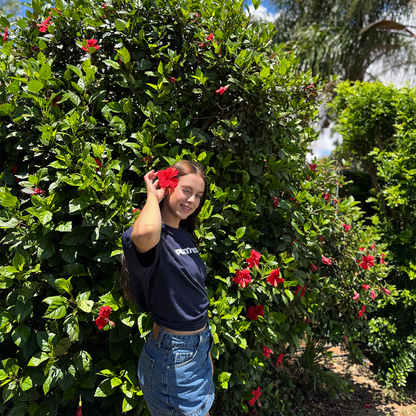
left=161, top=173, right=205, bottom=228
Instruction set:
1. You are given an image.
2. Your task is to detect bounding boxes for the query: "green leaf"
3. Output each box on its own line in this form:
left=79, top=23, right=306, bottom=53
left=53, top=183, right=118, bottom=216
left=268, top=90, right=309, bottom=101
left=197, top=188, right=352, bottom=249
left=43, top=297, right=68, bottom=319
left=12, top=325, right=31, bottom=347
left=69, top=197, right=87, bottom=213
left=38, top=239, right=55, bottom=260
left=56, top=221, right=72, bottom=232
left=27, top=80, right=44, bottom=93
left=236, top=227, right=246, bottom=239
left=104, top=59, right=121, bottom=70
left=77, top=299, right=94, bottom=313
left=28, top=352, right=49, bottom=366
left=39, top=63, right=52, bottom=80
left=20, top=376, right=33, bottom=391
left=94, top=379, right=114, bottom=397
left=115, top=18, right=127, bottom=31
left=110, top=116, right=126, bottom=132
left=9, top=401, right=28, bottom=416
left=54, top=338, right=72, bottom=356
left=55, top=278, right=73, bottom=294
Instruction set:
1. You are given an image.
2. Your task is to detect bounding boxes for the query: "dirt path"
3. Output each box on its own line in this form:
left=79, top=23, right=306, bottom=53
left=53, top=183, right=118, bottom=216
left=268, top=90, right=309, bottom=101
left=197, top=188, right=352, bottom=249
left=307, top=348, right=416, bottom=416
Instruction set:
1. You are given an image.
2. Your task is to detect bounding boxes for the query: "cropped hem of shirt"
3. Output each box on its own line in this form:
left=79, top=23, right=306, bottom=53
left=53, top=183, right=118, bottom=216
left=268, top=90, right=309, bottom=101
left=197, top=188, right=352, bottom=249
left=121, top=223, right=209, bottom=332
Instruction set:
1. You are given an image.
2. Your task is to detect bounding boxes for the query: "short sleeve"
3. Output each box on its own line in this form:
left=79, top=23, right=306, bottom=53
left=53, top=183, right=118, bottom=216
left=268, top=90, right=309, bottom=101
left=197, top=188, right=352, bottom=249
left=121, top=226, right=160, bottom=280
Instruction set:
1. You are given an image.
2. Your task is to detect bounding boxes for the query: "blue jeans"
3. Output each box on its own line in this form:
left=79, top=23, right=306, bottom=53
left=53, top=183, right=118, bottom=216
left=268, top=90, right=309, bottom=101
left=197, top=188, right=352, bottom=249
left=138, top=325, right=215, bottom=416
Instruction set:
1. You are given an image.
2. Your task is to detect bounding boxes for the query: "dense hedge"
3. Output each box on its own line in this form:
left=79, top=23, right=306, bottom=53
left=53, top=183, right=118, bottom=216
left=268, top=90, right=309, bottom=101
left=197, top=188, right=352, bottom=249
left=330, top=81, right=416, bottom=390
left=0, top=1, right=391, bottom=415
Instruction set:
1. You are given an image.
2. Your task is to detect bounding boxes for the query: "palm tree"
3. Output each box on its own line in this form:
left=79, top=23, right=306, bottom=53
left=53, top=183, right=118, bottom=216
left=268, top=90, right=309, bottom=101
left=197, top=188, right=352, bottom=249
left=271, top=0, right=416, bottom=81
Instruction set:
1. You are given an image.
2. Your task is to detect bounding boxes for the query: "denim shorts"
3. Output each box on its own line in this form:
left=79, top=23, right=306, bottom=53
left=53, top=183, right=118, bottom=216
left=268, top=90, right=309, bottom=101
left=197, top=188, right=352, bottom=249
left=137, top=325, right=215, bottom=416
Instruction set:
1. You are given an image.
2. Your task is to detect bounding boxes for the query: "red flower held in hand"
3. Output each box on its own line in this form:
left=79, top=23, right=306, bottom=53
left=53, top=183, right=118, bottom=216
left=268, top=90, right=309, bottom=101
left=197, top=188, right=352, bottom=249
left=37, top=16, right=51, bottom=33
left=322, top=193, right=330, bottom=201
left=206, top=33, right=214, bottom=42
left=247, top=305, right=264, bottom=320
left=263, top=346, right=273, bottom=358
left=370, top=290, right=377, bottom=301
left=275, top=353, right=284, bottom=367
left=95, top=305, right=115, bottom=329
left=215, top=86, right=228, bottom=95
left=246, top=250, right=261, bottom=268
left=169, top=76, right=176, bottom=83
left=311, top=264, right=318, bottom=272
left=82, top=39, right=100, bottom=52
left=382, top=287, right=391, bottom=296
left=362, top=284, right=370, bottom=291
left=266, top=269, right=284, bottom=287
left=294, top=285, right=305, bottom=298
left=273, top=196, right=279, bottom=208
left=380, top=253, right=386, bottom=264
left=360, top=255, right=375, bottom=270
left=157, top=167, right=179, bottom=192
left=308, top=163, right=317, bottom=171
left=341, top=223, right=351, bottom=232
left=3, top=26, right=8, bottom=42
left=353, top=292, right=359, bottom=303
left=248, top=386, right=262, bottom=406
left=321, top=256, right=331, bottom=265
left=233, top=269, right=251, bottom=289
left=358, top=305, right=366, bottom=319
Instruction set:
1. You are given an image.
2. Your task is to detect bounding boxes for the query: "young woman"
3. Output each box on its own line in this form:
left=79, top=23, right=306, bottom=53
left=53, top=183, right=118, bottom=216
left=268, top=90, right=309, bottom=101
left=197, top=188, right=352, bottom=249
left=121, top=160, right=214, bottom=416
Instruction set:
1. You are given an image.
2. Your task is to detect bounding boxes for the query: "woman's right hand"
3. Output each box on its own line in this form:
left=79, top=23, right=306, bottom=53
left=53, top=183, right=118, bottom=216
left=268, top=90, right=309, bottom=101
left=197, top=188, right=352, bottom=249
left=144, top=170, right=166, bottom=203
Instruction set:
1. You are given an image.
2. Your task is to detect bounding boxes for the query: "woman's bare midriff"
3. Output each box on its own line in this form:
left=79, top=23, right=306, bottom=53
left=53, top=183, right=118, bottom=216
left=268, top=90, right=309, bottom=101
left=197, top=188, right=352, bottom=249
left=153, top=323, right=207, bottom=340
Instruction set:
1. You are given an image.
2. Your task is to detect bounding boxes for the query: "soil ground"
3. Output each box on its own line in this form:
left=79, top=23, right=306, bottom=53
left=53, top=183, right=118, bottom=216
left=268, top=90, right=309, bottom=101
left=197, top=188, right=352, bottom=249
left=306, top=347, right=416, bottom=416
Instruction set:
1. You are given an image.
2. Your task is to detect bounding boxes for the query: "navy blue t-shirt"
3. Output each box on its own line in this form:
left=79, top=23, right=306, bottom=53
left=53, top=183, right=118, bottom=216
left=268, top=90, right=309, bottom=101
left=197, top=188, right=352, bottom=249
left=121, top=223, right=208, bottom=331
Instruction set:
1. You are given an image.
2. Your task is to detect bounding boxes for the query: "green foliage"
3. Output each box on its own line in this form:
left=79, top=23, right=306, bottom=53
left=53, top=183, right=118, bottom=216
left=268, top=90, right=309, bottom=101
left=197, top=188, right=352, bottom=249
left=270, top=0, right=415, bottom=81
left=0, top=1, right=391, bottom=415
left=330, top=81, right=416, bottom=390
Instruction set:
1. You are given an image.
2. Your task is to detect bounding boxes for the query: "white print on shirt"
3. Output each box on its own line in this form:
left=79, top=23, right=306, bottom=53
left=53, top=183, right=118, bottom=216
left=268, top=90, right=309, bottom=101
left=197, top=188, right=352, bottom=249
left=175, top=247, right=199, bottom=255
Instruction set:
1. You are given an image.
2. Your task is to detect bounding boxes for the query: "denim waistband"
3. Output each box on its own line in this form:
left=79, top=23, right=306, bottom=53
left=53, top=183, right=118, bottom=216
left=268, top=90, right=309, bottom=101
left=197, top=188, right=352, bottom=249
left=149, top=324, right=211, bottom=350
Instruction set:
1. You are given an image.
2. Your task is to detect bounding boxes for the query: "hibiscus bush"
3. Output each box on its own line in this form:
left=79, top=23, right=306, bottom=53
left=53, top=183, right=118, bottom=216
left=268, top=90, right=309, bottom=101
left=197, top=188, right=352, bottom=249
left=330, top=81, right=416, bottom=390
left=0, top=1, right=391, bottom=415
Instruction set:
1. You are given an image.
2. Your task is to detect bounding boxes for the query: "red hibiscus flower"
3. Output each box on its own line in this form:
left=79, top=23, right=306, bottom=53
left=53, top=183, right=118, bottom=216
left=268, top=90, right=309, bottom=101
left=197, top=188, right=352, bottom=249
left=233, top=269, right=251, bottom=289
left=353, top=292, right=359, bottom=303
left=380, top=253, right=386, bottom=264
left=370, top=243, right=376, bottom=250
left=273, top=196, right=279, bottom=208
left=82, top=39, right=100, bottom=52
left=359, top=247, right=365, bottom=251
left=51, top=96, right=61, bottom=106
left=198, top=42, right=206, bottom=47
left=343, top=335, right=348, bottom=346
left=195, top=13, right=199, bottom=17
left=319, top=235, right=324, bottom=242
left=275, top=353, right=284, bottom=367
left=156, top=167, right=179, bottom=192
left=95, top=305, right=114, bottom=329
left=246, top=250, right=261, bottom=268
left=294, top=285, right=305, bottom=298
left=322, top=193, right=330, bottom=200
left=3, top=26, right=8, bottom=43
left=305, top=318, right=310, bottom=324
left=206, top=33, right=214, bottom=42
left=382, top=287, right=391, bottom=296
left=11, top=165, right=18, bottom=174
left=263, top=346, right=273, bottom=358
left=321, top=256, right=331, bottom=265
left=266, top=269, right=284, bottom=287
left=370, top=290, right=377, bottom=301
left=32, top=188, right=44, bottom=195
left=311, top=264, right=318, bottom=272
left=247, top=305, right=264, bottom=320
left=37, top=16, right=51, bottom=33
left=360, top=255, right=375, bottom=270
left=361, top=284, right=370, bottom=290
left=333, top=197, right=339, bottom=204
left=364, top=404, right=371, bottom=409
left=169, top=76, right=176, bottom=83
left=308, top=163, right=317, bottom=171
left=76, top=403, right=82, bottom=416
left=215, top=86, right=228, bottom=95
left=358, top=304, right=365, bottom=319
left=94, top=158, right=102, bottom=168
left=341, top=223, right=351, bottom=232
left=248, top=386, right=262, bottom=406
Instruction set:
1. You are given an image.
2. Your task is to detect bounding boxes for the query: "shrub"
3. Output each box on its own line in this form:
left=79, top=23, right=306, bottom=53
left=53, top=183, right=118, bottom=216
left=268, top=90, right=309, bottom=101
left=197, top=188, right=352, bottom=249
left=0, top=1, right=390, bottom=415
left=330, top=81, right=416, bottom=390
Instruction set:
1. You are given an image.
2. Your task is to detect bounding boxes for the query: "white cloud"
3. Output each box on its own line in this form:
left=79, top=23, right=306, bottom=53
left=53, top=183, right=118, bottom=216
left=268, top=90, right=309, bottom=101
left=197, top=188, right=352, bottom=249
left=247, top=3, right=280, bottom=22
